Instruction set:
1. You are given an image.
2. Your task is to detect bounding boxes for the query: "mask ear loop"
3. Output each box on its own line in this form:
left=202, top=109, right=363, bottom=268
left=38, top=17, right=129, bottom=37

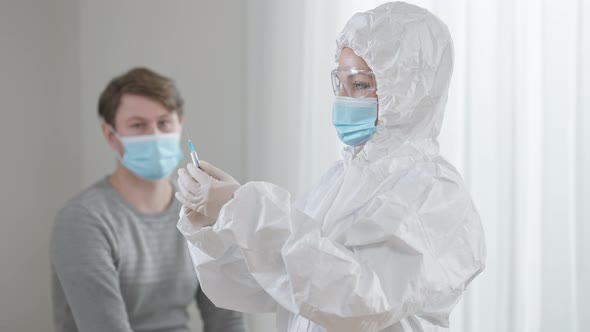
left=107, top=125, right=125, bottom=162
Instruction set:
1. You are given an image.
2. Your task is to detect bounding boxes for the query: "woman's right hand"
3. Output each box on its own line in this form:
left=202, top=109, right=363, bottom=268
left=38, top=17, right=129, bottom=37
left=176, top=201, right=216, bottom=228
left=175, top=161, right=241, bottom=223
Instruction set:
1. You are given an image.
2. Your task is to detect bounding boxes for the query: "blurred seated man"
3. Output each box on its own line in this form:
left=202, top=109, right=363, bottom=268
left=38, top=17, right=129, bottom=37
left=50, top=67, right=247, bottom=332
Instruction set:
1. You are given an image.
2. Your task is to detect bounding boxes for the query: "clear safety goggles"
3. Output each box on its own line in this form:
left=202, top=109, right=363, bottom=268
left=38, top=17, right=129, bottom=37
left=331, top=67, right=377, bottom=98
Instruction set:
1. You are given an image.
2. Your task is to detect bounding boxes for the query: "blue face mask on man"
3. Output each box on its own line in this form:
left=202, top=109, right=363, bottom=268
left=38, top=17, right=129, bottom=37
left=111, top=128, right=184, bottom=181
left=332, top=96, right=378, bottom=146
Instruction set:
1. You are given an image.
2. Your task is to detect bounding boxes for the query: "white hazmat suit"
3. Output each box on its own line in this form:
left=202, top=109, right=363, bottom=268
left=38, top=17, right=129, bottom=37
left=177, top=2, right=486, bottom=331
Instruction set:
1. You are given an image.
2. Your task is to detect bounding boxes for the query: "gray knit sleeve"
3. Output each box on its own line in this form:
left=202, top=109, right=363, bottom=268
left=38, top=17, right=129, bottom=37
left=50, top=205, right=133, bottom=332
left=196, top=285, right=248, bottom=332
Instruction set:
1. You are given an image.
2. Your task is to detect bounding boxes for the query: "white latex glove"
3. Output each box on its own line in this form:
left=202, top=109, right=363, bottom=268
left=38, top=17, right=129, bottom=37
left=176, top=161, right=241, bottom=221
left=177, top=205, right=216, bottom=229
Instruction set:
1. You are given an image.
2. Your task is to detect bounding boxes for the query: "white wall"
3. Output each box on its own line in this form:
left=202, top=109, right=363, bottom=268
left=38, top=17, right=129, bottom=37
left=0, top=0, right=80, bottom=331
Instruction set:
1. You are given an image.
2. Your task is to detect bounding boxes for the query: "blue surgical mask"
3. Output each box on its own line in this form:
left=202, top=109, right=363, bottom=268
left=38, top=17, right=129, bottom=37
left=332, top=96, right=378, bottom=146
left=111, top=129, right=184, bottom=181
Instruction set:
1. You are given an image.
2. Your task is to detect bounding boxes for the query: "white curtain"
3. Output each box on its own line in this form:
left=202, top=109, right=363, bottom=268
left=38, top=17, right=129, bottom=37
left=245, top=0, right=590, bottom=331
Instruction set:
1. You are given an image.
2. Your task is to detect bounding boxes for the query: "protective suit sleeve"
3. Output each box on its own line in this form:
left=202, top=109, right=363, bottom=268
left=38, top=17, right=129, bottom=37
left=179, top=213, right=278, bottom=314
left=188, top=176, right=485, bottom=332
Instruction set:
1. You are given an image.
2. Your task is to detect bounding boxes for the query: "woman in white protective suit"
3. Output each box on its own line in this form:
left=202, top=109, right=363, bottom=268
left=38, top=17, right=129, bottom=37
left=175, top=2, right=486, bottom=331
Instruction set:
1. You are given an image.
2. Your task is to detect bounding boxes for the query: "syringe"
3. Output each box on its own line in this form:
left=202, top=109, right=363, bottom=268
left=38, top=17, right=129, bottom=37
left=188, top=139, right=200, bottom=167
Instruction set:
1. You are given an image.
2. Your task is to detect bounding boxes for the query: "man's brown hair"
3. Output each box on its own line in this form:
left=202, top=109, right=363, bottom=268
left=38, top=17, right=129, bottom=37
left=98, top=67, right=184, bottom=128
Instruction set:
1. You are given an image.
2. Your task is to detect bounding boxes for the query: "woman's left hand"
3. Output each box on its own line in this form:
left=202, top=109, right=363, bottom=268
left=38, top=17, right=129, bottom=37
left=176, top=161, right=241, bottom=221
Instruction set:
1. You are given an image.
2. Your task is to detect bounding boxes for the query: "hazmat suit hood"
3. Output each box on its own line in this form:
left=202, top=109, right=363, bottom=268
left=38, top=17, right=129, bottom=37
left=336, top=2, right=453, bottom=161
